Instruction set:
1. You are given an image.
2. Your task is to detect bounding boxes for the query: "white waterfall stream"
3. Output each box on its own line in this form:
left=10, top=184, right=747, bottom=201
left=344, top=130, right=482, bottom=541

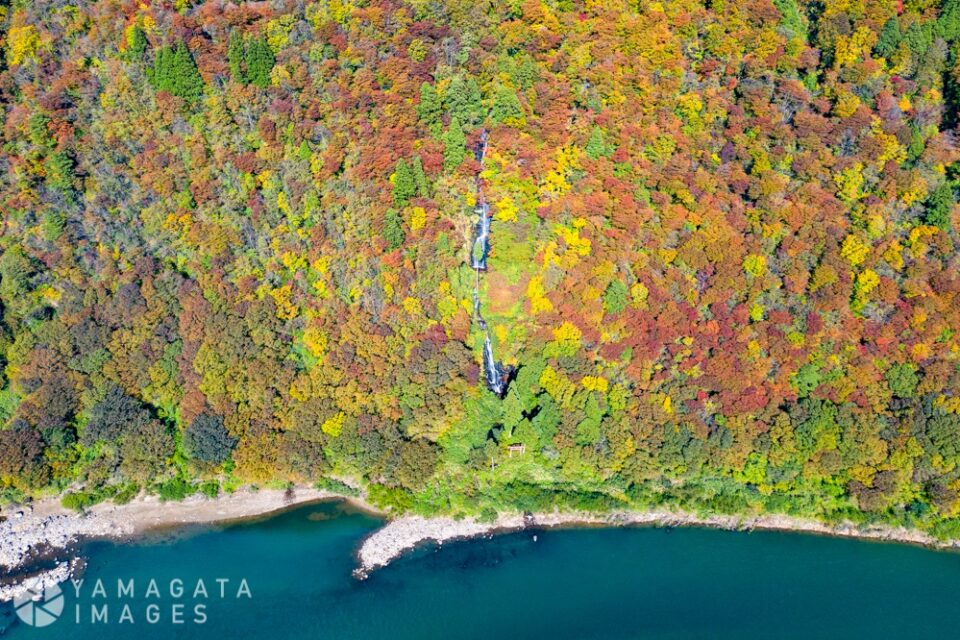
left=470, top=130, right=506, bottom=396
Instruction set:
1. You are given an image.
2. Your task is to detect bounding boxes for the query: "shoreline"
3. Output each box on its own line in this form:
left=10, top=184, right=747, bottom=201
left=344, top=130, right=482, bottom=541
left=353, top=509, right=960, bottom=578
left=5, top=487, right=960, bottom=596
left=0, top=486, right=381, bottom=600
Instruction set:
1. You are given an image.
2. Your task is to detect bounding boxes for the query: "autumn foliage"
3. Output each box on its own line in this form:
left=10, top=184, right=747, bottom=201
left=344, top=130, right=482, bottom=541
left=1, top=0, right=960, bottom=534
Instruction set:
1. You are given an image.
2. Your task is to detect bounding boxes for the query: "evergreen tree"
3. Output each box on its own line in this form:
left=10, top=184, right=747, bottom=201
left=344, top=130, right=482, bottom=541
left=585, top=126, right=609, bottom=159
left=228, top=32, right=247, bottom=84
left=442, top=118, right=468, bottom=171
left=384, top=209, right=406, bottom=249
left=150, top=45, right=172, bottom=91
left=127, top=26, right=149, bottom=60
left=152, top=41, right=204, bottom=101
left=246, top=37, right=275, bottom=88
left=416, top=82, right=442, bottom=136
left=903, top=21, right=933, bottom=59
left=938, top=0, right=960, bottom=41
left=875, top=17, right=901, bottom=58
left=28, top=113, right=51, bottom=148
left=412, top=155, right=429, bottom=197
left=392, top=159, right=417, bottom=206
left=603, top=280, right=629, bottom=315
left=298, top=140, right=311, bottom=162
left=172, top=41, right=204, bottom=100
left=490, top=86, right=523, bottom=125
left=924, top=182, right=955, bottom=229
left=184, top=413, right=236, bottom=464
left=445, top=75, right=484, bottom=128
left=45, top=151, right=75, bottom=192
left=907, top=127, right=925, bottom=162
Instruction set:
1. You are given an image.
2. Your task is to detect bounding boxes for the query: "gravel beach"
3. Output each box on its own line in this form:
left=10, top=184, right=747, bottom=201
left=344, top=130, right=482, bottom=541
left=354, top=509, right=960, bottom=578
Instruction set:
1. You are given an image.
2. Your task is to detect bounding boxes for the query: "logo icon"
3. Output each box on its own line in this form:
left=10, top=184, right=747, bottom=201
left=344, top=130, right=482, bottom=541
left=13, top=579, right=64, bottom=628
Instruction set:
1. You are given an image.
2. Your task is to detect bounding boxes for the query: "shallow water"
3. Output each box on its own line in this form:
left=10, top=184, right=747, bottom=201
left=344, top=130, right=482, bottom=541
left=5, top=500, right=960, bottom=638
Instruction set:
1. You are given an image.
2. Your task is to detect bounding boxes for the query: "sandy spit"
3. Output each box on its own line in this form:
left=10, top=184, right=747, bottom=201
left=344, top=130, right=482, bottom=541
left=353, top=509, right=960, bottom=578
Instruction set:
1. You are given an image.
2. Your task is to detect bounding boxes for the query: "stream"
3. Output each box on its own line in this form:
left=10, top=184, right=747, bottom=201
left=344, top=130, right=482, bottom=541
left=470, top=130, right=507, bottom=396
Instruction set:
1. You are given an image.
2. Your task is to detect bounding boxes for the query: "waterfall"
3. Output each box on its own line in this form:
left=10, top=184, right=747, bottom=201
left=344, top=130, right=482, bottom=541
left=470, top=202, right=492, bottom=270
left=470, top=129, right=507, bottom=396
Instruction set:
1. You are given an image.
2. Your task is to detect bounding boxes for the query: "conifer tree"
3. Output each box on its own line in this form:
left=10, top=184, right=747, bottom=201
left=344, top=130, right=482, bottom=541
left=417, top=83, right=442, bottom=136
left=384, top=209, right=406, bottom=249
left=246, top=37, right=275, bottom=88
left=150, top=45, right=171, bottom=91
left=392, top=159, right=416, bottom=206
left=412, top=155, right=429, bottom=197
left=442, top=118, right=467, bottom=171
left=151, top=41, right=204, bottom=101
left=127, top=27, right=148, bottom=60
left=446, top=76, right=483, bottom=127
left=938, top=0, right=960, bottom=41
left=490, top=86, right=523, bottom=125
left=228, top=32, right=247, bottom=84
left=585, top=126, right=609, bottom=159
left=925, top=182, right=955, bottom=229
left=45, top=151, right=74, bottom=192
left=875, top=17, right=901, bottom=58
left=172, top=41, right=204, bottom=100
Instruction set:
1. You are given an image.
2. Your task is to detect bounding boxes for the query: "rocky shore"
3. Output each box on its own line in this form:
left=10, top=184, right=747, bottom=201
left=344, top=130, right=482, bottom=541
left=353, top=508, right=960, bottom=578
left=0, top=486, right=366, bottom=599
left=5, top=487, right=959, bottom=592
left=0, top=509, right=130, bottom=574
left=0, top=559, right=83, bottom=602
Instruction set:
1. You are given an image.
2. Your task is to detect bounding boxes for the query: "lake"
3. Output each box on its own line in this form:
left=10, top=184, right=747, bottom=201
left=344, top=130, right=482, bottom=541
left=5, top=500, right=960, bottom=638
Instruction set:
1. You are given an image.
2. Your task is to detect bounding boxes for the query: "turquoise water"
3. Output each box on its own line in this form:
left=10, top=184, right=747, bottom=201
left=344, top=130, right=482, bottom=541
left=5, top=500, right=960, bottom=638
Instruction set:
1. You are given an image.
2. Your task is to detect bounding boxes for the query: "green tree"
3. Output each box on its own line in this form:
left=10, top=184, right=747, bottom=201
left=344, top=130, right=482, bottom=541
left=127, top=27, right=149, bottom=60
left=41, top=210, right=65, bottom=242
left=417, top=82, right=442, bottom=135
left=152, top=41, right=204, bottom=101
left=246, top=37, right=275, bottom=88
left=791, top=363, right=822, bottom=397
left=585, top=126, right=609, bottom=159
left=228, top=32, right=247, bottom=84
left=773, top=0, right=805, bottom=41
left=603, top=279, right=629, bottom=314
left=445, top=75, right=483, bottom=127
left=442, top=117, right=467, bottom=171
left=28, top=113, right=51, bottom=147
left=938, top=0, right=960, bottom=41
left=926, top=413, right=960, bottom=467
left=392, top=158, right=417, bottom=206
left=886, top=363, right=919, bottom=398
left=45, top=152, right=75, bottom=192
left=903, top=21, right=933, bottom=59
left=184, top=413, right=236, bottom=464
left=0, top=246, right=35, bottom=304
left=875, top=17, right=901, bottom=58
left=412, top=155, right=429, bottom=197
left=384, top=209, right=406, bottom=249
left=81, top=385, right=149, bottom=446
left=924, top=183, right=955, bottom=229
left=172, top=41, right=204, bottom=100
left=490, top=86, right=523, bottom=125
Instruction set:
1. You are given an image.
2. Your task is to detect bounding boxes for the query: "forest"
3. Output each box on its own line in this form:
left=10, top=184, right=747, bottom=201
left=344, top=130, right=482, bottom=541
left=2, top=0, right=960, bottom=537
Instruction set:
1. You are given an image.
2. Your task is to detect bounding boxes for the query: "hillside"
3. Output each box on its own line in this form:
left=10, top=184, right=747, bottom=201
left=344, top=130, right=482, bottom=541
left=2, top=0, right=960, bottom=536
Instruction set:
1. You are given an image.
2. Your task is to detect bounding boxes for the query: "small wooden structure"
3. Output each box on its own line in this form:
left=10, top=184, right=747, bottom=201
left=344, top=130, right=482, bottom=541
left=507, top=443, right=526, bottom=457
